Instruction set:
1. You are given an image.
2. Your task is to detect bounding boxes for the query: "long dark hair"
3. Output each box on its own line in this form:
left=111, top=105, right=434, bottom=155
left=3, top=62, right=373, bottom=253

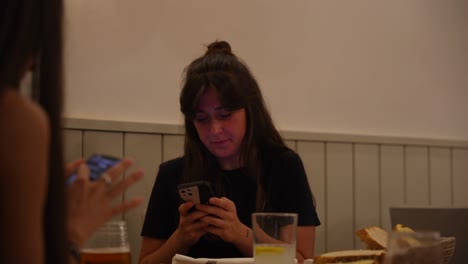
left=0, top=0, right=66, bottom=263
left=180, top=40, right=287, bottom=210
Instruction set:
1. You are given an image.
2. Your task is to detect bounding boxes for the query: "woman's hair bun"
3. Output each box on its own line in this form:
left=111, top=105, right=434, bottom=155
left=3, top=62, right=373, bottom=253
left=205, top=40, right=233, bottom=56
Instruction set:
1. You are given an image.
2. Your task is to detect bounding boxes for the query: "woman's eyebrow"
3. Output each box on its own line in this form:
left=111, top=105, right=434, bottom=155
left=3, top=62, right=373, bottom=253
left=214, top=107, right=227, bottom=111
left=196, top=106, right=225, bottom=113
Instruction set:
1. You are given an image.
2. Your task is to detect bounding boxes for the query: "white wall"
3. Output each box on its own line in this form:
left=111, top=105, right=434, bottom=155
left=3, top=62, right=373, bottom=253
left=64, top=0, right=468, bottom=140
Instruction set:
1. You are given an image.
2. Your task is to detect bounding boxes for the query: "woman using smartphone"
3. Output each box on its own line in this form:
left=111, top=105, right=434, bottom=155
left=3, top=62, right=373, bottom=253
left=139, top=41, right=321, bottom=264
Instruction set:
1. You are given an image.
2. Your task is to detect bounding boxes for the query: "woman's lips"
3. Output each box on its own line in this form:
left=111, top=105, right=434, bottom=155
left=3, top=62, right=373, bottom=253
left=211, top=139, right=230, bottom=145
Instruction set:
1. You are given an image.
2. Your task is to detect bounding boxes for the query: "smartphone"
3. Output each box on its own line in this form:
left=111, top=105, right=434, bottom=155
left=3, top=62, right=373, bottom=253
left=177, top=181, right=215, bottom=204
left=67, top=154, right=122, bottom=185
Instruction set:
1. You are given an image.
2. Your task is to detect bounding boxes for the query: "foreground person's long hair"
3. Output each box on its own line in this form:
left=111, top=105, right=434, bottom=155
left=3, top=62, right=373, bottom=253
left=0, top=0, right=65, bottom=262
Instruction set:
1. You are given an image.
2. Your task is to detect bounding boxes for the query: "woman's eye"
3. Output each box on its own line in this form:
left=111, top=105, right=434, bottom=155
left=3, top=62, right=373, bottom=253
left=219, top=112, right=232, bottom=119
left=194, top=114, right=208, bottom=122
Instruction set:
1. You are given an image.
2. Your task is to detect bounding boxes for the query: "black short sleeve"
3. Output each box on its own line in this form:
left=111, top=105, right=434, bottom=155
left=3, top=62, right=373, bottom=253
left=141, top=149, right=321, bottom=258
left=264, top=149, right=321, bottom=226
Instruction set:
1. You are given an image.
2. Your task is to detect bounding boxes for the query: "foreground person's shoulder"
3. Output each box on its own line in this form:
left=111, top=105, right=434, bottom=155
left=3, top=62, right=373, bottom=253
left=0, top=89, right=50, bottom=138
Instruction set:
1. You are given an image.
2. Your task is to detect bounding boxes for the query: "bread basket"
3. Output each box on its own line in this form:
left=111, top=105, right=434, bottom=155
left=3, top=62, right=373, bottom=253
left=439, top=236, right=456, bottom=264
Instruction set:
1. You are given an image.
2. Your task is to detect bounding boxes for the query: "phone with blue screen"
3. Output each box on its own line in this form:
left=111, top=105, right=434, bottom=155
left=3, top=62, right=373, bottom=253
left=67, top=154, right=121, bottom=185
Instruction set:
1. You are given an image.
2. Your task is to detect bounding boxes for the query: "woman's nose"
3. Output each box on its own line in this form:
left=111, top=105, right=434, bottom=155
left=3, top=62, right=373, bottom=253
left=210, top=120, right=223, bottom=134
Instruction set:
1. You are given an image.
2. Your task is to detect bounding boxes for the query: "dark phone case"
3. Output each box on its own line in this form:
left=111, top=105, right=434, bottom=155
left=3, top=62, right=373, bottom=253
left=177, top=181, right=215, bottom=204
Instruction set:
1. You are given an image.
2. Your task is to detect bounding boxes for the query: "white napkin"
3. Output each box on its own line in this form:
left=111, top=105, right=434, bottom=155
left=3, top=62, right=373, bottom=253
left=172, top=254, right=253, bottom=264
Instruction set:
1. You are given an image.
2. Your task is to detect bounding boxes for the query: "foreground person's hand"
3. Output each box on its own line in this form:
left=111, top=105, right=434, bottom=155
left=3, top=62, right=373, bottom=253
left=66, top=158, right=144, bottom=247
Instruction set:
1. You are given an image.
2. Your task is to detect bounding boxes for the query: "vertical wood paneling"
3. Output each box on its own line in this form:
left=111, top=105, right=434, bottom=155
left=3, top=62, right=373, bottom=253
left=452, top=149, right=468, bottom=206
left=123, top=133, right=163, bottom=208
left=162, top=135, right=184, bottom=162
left=83, top=131, right=124, bottom=220
left=429, top=147, right=452, bottom=206
left=123, top=133, right=162, bottom=264
left=297, top=141, right=326, bottom=255
left=63, top=129, right=83, bottom=163
left=354, top=144, right=380, bottom=248
left=380, top=145, right=404, bottom=230
left=61, top=121, right=468, bottom=257
left=405, top=147, right=429, bottom=206
left=83, top=131, right=124, bottom=158
left=326, top=143, right=354, bottom=251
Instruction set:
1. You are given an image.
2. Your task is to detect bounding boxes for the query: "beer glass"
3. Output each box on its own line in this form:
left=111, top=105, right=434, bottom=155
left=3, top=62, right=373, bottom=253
left=80, top=220, right=132, bottom=264
left=252, top=213, right=297, bottom=264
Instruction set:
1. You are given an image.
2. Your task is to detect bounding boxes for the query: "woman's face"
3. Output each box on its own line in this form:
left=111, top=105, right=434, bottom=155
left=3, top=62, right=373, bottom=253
left=192, top=86, right=246, bottom=170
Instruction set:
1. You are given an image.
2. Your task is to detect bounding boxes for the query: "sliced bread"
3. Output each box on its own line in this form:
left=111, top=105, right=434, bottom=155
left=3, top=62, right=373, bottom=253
left=313, top=249, right=385, bottom=264
left=355, top=226, right=389, bottom=250
left=332, top=260, right=378, bottom=264
left=393, top=224, right=415, bottom=232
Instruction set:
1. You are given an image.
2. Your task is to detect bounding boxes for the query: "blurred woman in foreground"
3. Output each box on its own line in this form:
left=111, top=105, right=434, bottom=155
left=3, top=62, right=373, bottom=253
left=0, top=0, right=143, bottom=263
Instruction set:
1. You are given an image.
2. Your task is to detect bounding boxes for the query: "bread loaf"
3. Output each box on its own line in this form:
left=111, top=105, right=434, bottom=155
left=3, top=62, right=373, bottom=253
left=313, top=249, right=385, bottom=264
left=355, top=226, right=388, bottom=250
left=392, top=224, right=415, bottom=232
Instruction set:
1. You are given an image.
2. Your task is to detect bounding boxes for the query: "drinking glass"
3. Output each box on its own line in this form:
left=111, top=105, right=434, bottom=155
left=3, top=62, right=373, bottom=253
left=80, top=220, right=132, bottom=264
left=382, top=231, right=443, bottom=264
left=252, top=213, right=297, bottom=264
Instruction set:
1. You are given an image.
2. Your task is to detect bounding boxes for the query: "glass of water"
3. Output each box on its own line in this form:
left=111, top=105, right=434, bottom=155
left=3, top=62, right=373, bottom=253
left=252, top=213, right=297, bottom=264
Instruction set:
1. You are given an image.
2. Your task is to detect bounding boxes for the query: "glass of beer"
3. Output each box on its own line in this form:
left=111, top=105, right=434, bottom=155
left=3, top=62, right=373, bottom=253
left=80, top=220, right=132, bottom=264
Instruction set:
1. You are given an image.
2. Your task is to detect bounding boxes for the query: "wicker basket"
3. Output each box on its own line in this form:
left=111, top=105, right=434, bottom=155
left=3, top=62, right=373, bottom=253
left=379, top=236, right=456, bottom=264
left=440, top=236, right=456, bottom=264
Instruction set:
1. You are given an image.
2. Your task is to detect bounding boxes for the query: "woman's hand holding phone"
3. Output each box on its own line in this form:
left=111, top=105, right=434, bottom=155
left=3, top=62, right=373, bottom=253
left=174, top=201, right=212, bottom=248
left=65, top=157, right=144, bottom=248
left=195, top=197, right=252, bottom=253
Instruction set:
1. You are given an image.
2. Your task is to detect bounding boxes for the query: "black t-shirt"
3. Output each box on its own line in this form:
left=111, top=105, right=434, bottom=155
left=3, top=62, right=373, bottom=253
left=141, top=148, right=321, bottom=258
